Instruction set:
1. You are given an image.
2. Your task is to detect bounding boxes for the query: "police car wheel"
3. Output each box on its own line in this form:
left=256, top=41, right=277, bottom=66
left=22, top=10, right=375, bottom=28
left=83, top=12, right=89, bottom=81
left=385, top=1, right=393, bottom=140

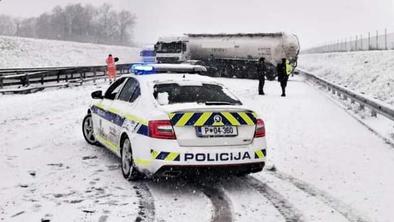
left=121, top=138, right=143, bottom=181
left=82, top=114, right=97, bottom=145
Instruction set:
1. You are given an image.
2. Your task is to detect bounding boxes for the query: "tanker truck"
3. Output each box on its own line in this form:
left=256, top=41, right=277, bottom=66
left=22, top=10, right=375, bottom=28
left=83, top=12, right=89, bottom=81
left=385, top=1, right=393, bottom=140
left=154, top=33, right=300, bottom=80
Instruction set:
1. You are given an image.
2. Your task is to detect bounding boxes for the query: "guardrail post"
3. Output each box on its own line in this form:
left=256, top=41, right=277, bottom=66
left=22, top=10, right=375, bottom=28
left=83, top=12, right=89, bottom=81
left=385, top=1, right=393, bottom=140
left=80, top=72, right=83, bottom=85
left=359, top=104, right=365, bottom=111
left=57, top=71, right=60, bottom=83
left=22, top=74, right=30, bottom=87
left=41, top=73, right=44, bottom=85
left=26, top=74, right=30, bottom=86
left=0, top=77, right=3, bottom=89
left=93, top=69, right=97, bottom=84
left=371, top=109, right=377, bottom=117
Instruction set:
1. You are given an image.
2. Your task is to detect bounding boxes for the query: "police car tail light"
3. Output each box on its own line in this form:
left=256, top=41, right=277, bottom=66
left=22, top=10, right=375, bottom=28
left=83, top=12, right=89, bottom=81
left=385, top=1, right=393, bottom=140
left=149, top=120, right=176, bottom=139
left=255, top=119, right=266, bottom=138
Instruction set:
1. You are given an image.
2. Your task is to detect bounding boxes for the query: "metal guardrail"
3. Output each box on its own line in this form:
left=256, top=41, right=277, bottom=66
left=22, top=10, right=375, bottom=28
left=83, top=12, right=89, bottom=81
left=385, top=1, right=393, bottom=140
left=300, top=69, right=394, bottom=122
left=0, top=63, right=134, bottom=89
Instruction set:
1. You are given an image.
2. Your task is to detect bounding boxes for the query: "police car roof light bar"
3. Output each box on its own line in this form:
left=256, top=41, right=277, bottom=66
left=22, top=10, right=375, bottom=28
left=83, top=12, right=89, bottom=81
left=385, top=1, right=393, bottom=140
left=131, top=64, right=156, bottom=75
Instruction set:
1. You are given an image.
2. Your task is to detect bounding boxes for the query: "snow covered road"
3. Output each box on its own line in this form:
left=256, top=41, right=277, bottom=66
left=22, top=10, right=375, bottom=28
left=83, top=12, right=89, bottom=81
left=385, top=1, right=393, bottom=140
left=1, top=76, right=393, bottom=222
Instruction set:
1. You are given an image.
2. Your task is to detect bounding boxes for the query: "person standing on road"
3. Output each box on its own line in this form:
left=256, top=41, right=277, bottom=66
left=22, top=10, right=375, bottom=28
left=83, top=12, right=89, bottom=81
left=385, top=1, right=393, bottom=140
left=106, top=54, right=117, bottom=84
left=277, top=58, right=290, bottom=97
left=256, top=57, right=267, bottom=95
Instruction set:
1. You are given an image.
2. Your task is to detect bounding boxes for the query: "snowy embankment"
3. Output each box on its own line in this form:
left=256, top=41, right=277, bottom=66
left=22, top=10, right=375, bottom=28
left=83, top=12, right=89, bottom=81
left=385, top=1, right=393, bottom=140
left=298, top=51, right=394, bottom=106
left=0, top=36, right=140, bottom=68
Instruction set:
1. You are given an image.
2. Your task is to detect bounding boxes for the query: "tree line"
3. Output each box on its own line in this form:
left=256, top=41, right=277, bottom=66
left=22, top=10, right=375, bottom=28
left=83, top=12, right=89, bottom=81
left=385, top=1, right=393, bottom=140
left=0, top=3, right=136, bottom=46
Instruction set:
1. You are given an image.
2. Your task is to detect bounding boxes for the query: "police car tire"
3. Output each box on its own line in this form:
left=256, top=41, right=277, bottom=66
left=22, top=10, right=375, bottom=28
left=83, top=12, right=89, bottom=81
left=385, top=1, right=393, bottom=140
left=82, top=114, right=98, bottom=145
left=121, top=138, right=143, bottom=181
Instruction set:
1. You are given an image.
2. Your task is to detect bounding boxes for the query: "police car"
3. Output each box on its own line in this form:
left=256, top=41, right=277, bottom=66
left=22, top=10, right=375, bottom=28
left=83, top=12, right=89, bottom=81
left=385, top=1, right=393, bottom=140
left=82, top=64, right=266, bottom=180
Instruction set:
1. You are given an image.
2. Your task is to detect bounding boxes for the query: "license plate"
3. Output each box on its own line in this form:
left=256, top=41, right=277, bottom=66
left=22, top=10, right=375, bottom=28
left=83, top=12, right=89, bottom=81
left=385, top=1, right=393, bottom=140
left=196, top=126, right=238, bottom=137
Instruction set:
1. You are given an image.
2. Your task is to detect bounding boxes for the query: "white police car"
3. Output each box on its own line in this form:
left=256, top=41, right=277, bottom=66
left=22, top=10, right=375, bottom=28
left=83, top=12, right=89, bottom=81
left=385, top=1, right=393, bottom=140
left=82, top=64, right=267, bottom=180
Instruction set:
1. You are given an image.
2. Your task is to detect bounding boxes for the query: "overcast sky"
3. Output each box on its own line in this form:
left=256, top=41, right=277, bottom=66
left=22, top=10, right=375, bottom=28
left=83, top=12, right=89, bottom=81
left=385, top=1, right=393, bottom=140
left=0, top=0, right=393, bottom=48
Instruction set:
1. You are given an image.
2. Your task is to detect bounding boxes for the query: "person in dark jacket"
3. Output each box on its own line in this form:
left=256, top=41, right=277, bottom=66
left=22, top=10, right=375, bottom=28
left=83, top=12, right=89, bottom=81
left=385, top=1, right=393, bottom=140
left=256, top=57, right=267, bottom=95
left=277, top=58, right=289, bottom=97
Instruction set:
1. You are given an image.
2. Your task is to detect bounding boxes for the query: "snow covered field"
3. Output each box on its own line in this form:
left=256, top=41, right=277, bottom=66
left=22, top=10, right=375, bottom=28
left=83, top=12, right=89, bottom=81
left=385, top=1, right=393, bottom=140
left=298, top=51, right=394, bottom=106
left=1, top=76, right=393, bottom=221
left=0, top=36, right=140, bottom=68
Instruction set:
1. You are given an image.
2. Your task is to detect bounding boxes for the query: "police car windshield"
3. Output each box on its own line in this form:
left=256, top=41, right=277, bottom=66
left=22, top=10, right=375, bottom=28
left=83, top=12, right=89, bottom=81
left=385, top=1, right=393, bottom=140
left=154, top=83, right=242, bottom=105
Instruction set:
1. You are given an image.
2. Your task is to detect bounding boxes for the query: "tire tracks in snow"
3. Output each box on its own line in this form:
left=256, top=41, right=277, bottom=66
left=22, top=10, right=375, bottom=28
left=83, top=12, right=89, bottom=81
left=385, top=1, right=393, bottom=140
left=195, top=181, right=233, bottom=222
left=268, top=170, right=369, bottom=222
left=244, top=176, right=304, bottom=222
left=132, top=182, right=155, bottom=222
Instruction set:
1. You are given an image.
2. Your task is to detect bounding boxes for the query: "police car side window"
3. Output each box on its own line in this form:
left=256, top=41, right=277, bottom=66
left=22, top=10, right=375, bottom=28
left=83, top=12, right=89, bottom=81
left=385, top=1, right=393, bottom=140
left=118, top=78, right=137, bottom=102
left=104, top=78, right=126, bottom=100
left=129, top=81, right=141, bottom=103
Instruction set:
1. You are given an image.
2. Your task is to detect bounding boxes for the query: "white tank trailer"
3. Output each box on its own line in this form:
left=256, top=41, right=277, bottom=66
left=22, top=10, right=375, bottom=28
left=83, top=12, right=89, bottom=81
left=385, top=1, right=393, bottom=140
left=154, top=33, right=300, bottom=80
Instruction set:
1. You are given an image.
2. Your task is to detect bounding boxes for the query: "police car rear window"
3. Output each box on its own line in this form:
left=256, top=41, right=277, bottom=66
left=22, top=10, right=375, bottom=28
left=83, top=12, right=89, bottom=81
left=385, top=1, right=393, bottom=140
left=153, top=83, right=242, bottom=105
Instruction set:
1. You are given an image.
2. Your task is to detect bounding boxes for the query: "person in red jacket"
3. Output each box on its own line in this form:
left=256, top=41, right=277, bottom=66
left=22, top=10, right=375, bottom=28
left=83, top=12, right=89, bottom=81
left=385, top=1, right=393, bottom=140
left=106, top=54, right=117, bottom=83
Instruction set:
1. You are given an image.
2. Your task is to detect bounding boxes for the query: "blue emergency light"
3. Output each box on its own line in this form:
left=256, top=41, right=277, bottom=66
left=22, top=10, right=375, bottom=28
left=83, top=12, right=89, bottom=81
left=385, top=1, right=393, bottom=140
left=130, top=64, right=156, bottom=75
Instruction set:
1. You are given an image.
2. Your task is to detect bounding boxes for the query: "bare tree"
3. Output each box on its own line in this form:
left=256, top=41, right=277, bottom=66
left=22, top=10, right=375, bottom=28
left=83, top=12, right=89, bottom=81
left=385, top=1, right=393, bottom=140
left=0, top=15, right=17, bottom=36
left=118, top=10, right=136, bottom=45
left=18, top=18, right=37, bottom=38
left=5, top=3, right=136, bottom=46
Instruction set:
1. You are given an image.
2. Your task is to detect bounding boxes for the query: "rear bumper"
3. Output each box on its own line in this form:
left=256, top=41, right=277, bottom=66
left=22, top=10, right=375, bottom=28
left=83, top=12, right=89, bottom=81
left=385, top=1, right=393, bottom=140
left=133, top=135, right=267, bottom=177
left=154, top=162, right=265, bottom=178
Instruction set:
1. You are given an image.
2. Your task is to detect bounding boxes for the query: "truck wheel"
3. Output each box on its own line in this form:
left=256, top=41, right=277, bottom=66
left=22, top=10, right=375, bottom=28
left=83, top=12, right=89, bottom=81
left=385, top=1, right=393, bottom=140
left=121, top=138, right=144, bottom=181
left=82, top=114, right=97, bottom=145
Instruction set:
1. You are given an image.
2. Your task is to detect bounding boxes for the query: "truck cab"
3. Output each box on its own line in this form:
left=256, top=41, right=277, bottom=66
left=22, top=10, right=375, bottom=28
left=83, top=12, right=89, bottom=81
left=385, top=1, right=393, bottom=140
left=154, top=36, right=189, bottom=63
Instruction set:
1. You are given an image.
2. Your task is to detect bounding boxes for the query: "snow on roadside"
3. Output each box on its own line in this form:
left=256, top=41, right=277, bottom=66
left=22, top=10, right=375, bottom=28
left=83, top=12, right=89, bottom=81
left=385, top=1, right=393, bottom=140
left=218, top=76, right=394, bottom=222
left=0, top=36, right=140, bottom=69
left=298, top=51, right=394, bottom=106
left=0, top=81, right=143, bottom=221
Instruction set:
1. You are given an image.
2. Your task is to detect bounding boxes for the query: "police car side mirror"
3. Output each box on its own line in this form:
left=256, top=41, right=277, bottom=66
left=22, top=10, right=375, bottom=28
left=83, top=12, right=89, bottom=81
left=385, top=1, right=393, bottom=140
left=91, top=90, right=103, bottom=99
